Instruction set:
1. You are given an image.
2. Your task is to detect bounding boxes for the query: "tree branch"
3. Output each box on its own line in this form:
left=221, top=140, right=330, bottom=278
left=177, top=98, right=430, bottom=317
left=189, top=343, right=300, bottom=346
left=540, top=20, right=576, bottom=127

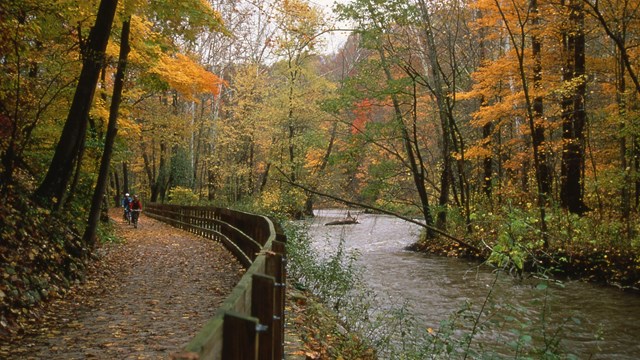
left=274, top=167, right=482, bottom=254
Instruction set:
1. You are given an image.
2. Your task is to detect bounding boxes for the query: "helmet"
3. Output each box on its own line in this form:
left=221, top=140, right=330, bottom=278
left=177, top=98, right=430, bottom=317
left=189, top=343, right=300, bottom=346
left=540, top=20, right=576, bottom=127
left=125, top=193, right=129, bottom=196
left=133, top=194, right=138, bottom=198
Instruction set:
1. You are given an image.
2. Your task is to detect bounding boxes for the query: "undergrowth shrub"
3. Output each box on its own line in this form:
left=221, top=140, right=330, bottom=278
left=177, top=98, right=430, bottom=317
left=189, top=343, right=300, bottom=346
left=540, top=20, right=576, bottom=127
left=167, top=186, right=201, bottom=205
left=284, top=222, right=579, bottom=359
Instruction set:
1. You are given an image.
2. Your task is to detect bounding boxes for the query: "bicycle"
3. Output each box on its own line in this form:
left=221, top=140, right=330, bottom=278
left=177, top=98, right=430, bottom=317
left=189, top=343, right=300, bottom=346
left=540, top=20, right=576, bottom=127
left=123, top=207, right=131, bottom=224
left=131, top=209, right=141, bottom=228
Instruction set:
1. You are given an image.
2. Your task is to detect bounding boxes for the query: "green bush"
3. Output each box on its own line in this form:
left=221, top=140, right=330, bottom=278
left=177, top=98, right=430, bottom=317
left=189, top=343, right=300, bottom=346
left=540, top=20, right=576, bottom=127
left=284, top=221, right=575, bottom=359
left=166, top=186, right=201, bottom=205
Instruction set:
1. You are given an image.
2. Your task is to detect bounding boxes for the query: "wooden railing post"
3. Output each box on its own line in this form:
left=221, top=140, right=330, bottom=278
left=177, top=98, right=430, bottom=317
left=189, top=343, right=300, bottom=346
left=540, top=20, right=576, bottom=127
left=146, top=204, right=288, bottom=359
left=251, top=274, right=275, bottom=360
left=268, top=241, right=286, bottom=360
left=222, top=311, right=258, bottom=359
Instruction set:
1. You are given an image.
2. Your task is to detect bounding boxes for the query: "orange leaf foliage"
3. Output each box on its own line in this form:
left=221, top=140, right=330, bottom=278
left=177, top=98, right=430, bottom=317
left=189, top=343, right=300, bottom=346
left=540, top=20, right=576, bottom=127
left=150, top=53, right=226, bottom=100
left=352, top=99, right=373, bottom=134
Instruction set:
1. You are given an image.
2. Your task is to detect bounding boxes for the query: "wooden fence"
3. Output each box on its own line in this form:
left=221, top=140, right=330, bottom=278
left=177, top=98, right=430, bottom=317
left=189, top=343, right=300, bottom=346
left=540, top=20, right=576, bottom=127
left=145, top=203, right=287, bottom=360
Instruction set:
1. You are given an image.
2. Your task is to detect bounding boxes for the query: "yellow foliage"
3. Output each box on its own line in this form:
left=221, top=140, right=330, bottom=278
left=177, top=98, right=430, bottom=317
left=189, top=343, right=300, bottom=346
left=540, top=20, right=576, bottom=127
left=465, top=144, right=493, bottom=160
left=127, top=15, right=163, bottom=65
left=259, top=186, right=305, bottom=215
left=117, top=116, right=142, bottom=138
left=304, top=149, right=325, bottom=170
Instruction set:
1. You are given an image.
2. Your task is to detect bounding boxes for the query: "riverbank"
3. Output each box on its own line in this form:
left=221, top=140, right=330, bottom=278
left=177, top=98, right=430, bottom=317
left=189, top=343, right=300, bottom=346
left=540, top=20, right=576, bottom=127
left=285, top=287, right=376, bottom=360
left=306, top=209, right=640, bottom=358
left=408, top=230, right=640, bottom=292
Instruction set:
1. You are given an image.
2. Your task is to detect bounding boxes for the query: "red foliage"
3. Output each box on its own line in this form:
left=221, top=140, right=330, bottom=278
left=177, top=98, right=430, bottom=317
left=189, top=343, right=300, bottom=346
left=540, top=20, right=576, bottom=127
left=351, top=99, right=373, bottom=134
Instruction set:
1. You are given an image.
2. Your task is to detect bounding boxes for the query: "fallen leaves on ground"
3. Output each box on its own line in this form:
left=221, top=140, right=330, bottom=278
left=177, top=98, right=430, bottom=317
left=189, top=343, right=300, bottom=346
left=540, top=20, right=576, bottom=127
left=1, top=209, right=244, bottom=359
left=284, top=287, right=377, bottom=360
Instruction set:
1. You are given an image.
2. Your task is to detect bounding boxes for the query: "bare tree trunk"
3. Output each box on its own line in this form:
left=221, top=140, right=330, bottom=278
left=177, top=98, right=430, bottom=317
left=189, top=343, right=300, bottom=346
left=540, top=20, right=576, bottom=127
left=417, top=0, right=453, bottom=231
left=482, top=119, right=493, bottom=198
left=258, top=162, right=271, bottom=195
left=494, top=0, right=550, bottom=246
left=112, top=168, right=120, bottom=206
left=156, top=142, right=169, bottom=202
left=378, top=47, right=436, bottom=238
left=616, top=41, right=631, bottom=233
left=84, top=18, right=130, bottom=247
left=560, top=0, right=589, bottom=214
left=531, top=0, right=552, bottom=198
left=122, top=161, right=129, bottom=194
left=34, top=0, right=119, bottom=207
left=476, top=9, right=493, bottom=201
left=635, top=136, right=640, bottom=210
left=62, top=132, right=87, bottom=208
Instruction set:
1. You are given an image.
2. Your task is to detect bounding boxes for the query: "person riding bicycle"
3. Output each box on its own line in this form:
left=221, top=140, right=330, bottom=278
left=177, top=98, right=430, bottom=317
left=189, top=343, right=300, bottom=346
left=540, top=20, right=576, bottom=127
left=130, top=194, right=142, bottom=228
left=122, top=193, right=132, bottom=222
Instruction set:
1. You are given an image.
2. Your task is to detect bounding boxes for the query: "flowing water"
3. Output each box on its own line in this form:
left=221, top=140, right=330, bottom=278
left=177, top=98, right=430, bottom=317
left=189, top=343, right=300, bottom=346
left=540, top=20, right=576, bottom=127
left=305, top=209, right=640, bottom=359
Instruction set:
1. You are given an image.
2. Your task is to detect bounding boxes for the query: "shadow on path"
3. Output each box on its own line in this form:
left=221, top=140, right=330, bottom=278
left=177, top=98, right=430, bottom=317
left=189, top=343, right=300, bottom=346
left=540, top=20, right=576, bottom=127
left=4, top=209, right=244, bottom=359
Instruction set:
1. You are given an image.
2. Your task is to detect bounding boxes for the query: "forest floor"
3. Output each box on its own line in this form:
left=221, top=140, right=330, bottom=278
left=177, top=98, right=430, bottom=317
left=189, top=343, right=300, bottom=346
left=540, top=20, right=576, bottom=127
left=0, top=205, right=373, bottom=360
left=0, top=209, right=320, bottom=359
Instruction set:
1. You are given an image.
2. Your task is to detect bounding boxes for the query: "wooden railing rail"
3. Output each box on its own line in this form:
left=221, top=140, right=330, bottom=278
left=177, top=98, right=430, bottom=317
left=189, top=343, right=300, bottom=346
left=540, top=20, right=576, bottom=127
left=145, top=203, right=287, bottom=360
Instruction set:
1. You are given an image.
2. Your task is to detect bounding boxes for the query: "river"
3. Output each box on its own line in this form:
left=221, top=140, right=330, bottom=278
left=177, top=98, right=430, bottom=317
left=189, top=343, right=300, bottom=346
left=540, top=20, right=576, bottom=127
left=305, top=209, right=640, bottom=359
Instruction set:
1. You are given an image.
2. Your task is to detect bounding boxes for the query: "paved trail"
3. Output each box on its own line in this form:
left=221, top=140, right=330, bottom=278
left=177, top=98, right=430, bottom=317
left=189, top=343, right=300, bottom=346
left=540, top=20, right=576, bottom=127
left=4, top=210, right=244, bottom=359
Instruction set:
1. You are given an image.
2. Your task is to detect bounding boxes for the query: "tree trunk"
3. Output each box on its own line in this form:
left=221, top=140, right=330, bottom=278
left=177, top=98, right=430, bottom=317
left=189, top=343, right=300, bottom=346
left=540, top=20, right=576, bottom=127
left=208, top=168, right=217, bottom=201
left=495, top=0, right=550, bottom=246
left=84, top=18, right=130, bottom=247
left=62, top=131, right=87, bottom=209
left=482, top=119, right=493, bottom=199
left=258, top=162, right=271, bottom=195
left=157, top=142, right=169, bottom=202
left=142, top=148, right=159, bottom=202
left=286, top=60, right=301, bottom=185
left=476, top=9, right=493, bottom=201
left=531, top=0, right=552, bottom=198
left=560, top=0, right=589, bottom=215
left=635, top=136, right=640, bottom=210
left=616, top=41, right=631, bottom=233
left=34, top=0, right=119, bottom=207
left=112, top=168, right=120, bottom=206
left=122, top=161, right=129, bottom=194
left=377, top=46, right=436, bottom=238
left=417, top=0, right=452, bottom=231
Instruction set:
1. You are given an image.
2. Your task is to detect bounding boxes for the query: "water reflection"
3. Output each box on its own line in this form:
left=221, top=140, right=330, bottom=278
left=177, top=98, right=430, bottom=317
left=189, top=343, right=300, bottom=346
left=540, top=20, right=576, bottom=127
left=305, top=209, right=640, bottom=359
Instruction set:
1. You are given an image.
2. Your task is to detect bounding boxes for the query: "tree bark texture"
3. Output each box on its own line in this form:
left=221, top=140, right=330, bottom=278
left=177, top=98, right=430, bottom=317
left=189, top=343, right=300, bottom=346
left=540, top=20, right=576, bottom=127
left=531, top=0, right=552, bottom=198
left=122, top=161, right=129, bottom=194
left=417, top=0, right=452, bottom=230
left=34, top=0, right=119, bottom=206
left=84, top=18, right=131, bottom=247
left=560, top=0, right=589, bottom=214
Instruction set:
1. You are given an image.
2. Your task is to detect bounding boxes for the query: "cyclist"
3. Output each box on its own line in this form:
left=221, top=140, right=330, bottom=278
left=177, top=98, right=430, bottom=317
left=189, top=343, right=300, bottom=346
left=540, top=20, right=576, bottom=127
left=122, top=193, right=132, bottom=223
left=130, top=194, right=142, bottom=228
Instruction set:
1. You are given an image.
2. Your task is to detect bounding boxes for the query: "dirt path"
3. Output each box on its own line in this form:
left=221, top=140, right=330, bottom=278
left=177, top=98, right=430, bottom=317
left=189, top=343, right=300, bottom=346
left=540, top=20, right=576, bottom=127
left=3, top=210, right=244, bottom=359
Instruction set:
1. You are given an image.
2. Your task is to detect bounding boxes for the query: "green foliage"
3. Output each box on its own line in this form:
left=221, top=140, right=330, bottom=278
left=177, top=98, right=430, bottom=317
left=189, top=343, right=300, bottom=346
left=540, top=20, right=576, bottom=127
left=169, top=147, right=194, bottom=189
left=148, top=0, right=228, bottom=42
left=166, top=186, right=200, bottom=205
left=285, top=222, right=575, bottom=359
left=487, top=205, right=544, bottom=273
left=95, top=218, right=121, bottom=244
left=257, top=186, right=307, bottom=218
left=460, top=201, right=640, bottom=288
left=285, top=222, right=403, bottom=357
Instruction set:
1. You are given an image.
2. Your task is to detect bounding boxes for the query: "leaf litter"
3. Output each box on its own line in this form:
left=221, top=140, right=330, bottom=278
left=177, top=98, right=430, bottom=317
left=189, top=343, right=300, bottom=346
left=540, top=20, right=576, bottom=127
left=2, top=210, right=244, bottom=359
